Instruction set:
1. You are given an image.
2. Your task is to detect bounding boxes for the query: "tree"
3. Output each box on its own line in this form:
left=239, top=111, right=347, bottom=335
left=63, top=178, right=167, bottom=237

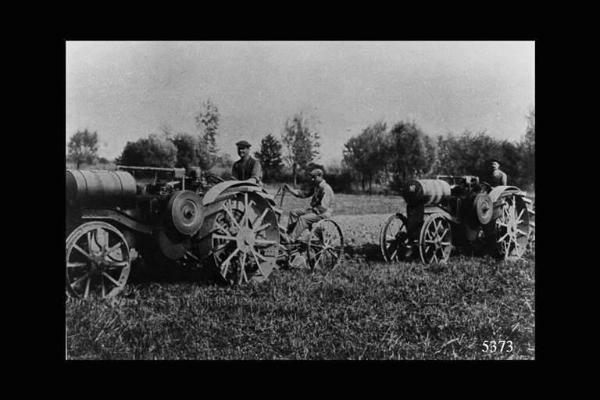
left=343, top=121, right=388, bottom=192
left=436, top=130, right=501, bottom=179
left=524, top=108, right=535, bottom=150
left=117, top=133, right=177, bottom=168
left=281, top=112, right=321, bottom=185
left=255, top=134, right=284, bottom=182
left=387, top=121, right=437, bottom=189
left=343, top=135, right=368, bottom=190
left=194, top=99, right=220, bottom=168
left=499, top=139, right=524, bottom=187
left=519, top=108, right=535, bottom=188
left=67, top=129, right=99, bottom=168
left=215, top=153, right=234, bottom=170
left=170, top=132, right=211, bottom=171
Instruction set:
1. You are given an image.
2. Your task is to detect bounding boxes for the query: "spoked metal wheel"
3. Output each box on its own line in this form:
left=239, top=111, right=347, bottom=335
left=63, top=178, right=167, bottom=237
left=494, top=194, right=530, bottom=261
left=306, top=219, right=344, bottom=272
left=65, top=221, right=131, bottom=299
left=379, top=213, right=410, bottom=262
left=419, top=213, right=453, bottom=264
left=200, top=191, right=280, bottom=285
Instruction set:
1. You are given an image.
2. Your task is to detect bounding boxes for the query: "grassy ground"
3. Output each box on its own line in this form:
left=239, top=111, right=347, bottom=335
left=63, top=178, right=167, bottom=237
left=65, top=191, right=535, bottom=360
left=66, top=256, right=534, bottom=360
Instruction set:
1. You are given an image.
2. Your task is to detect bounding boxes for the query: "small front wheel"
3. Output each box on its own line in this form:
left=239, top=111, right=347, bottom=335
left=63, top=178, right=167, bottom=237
left=66, top=221, right=131, bottom=299
left=379, top=213, right=410, bottom=262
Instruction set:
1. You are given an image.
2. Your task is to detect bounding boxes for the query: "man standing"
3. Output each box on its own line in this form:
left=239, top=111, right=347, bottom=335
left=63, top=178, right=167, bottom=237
left=232, top=140, right=262, bottom=185
left=488, top=159, right=508, bottom=186
left=284, top=168, right=334, bottom=242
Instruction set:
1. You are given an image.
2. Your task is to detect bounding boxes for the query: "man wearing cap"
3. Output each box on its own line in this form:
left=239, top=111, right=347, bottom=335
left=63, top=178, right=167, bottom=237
left=488, top=159, right=508, bottom=186
left=232, top=140, right=262, bottom=185
left=283, top=168, right=335, bottom=242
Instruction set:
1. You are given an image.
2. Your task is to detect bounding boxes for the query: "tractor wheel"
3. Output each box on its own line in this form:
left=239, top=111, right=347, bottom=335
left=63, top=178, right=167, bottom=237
left=525, top=196, right=535, bottom=257
left=379, top=213, right=410, bottom=262
left=493, top=194, right=530, bottom=261
left=65, top=221, right=131, bottom=299
left=306, top=218, right=344, bottom=272
left=195, top=191, right=280, bottom=285
left=418, top=213, right=453, bottom=264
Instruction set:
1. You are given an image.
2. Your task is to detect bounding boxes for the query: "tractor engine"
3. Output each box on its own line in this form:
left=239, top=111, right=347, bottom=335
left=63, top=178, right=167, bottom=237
left=401, top=176, right=493, bottom=247
left=65, top=164, right=282, bottom=299
left=402, top=179, right=452, bottom=240
left=66, top=168, right=205, bottom=259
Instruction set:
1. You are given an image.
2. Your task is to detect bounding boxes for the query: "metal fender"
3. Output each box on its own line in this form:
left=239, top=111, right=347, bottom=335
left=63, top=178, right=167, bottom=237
left=488, top=185, right=523, bottom=203
left=202, top=180, right=275, bottom=206
left=423, top=206, right=458, bottom=224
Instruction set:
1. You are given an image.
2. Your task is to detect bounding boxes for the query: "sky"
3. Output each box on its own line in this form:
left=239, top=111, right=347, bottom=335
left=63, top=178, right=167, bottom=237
left=66, top=41, right=534, bottom=165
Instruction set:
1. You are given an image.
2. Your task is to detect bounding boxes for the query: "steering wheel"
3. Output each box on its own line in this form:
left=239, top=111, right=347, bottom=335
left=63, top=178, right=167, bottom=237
left=205, top=172, right=225, bottom=184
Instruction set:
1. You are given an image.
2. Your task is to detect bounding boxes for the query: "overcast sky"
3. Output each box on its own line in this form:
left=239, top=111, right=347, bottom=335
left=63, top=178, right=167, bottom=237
left=66, top=41, right=534, bottom=165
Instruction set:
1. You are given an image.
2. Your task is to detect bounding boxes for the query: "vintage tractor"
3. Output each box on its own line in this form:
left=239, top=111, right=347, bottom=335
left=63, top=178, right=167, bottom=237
left=379, top=175, right=535, bottom=264
left=65, top=166, right=282, bottom=298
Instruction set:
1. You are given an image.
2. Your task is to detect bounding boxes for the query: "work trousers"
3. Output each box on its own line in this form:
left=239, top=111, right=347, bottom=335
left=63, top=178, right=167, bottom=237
left=287, top=208, right=325, bottom=241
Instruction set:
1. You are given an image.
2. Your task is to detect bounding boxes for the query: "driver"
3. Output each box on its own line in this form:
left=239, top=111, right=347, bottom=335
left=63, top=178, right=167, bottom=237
left=283, top=168, right=335, bottom=242
left=488, top=159, right=508, bottom=186
left=232, top=140, right=262, bottom=186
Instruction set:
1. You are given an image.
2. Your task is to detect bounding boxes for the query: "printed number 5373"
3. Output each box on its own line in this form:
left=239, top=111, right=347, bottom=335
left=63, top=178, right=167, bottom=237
left=482, top=340, right=513, bottom=353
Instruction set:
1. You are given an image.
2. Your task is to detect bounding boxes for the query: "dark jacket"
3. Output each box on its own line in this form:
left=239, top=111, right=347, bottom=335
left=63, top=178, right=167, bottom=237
left=232, top=156, right=262, bottom=185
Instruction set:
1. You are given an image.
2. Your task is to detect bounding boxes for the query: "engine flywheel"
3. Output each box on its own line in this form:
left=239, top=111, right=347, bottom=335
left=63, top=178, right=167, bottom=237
left=166, top=190, right=204, bottom=236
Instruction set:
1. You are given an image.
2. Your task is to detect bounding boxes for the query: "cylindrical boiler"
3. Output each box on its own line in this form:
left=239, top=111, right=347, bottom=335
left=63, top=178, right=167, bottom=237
left=403, top=179, right=452, bottom=206
left=66, top=169, right=137, bottom=209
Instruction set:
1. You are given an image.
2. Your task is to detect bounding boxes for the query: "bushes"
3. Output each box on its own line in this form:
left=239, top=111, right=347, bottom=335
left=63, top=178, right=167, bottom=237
left=117, top=134, right=177, bottom=168
left=324, top=171, right=354, bottom=193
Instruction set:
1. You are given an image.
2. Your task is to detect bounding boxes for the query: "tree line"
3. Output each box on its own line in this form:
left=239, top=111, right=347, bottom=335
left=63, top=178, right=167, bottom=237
left=67, top=101, right=535, bottom=192
left=343, top=109, right=535, bottom=191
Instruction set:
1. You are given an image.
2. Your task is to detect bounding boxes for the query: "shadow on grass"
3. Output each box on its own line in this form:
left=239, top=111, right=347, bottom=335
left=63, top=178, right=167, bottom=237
left=344, top=243, right=384, bottom=262
left=341, top=242, right=533, bottom=267
left=128, top=258, right=222, bottom=287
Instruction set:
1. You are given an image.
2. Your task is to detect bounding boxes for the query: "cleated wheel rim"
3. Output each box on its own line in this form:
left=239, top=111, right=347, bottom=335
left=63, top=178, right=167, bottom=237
left=210, top=192, right=280, bottom=285
left=525, top=200, right=535, bottom=257
left=379, top=213, right=410, bottom=262
left=66, top=221, right=131, bottom=299
left=419, top=213, right=452, bottom=264
left=306, top=219, right=344, bottom=272
left=526, top=225, right=535, bottom=257
left=494, top=194, right=530, bottom=261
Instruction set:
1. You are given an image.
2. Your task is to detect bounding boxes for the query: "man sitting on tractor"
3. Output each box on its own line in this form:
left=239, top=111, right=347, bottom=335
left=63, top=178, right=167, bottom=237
left=232, top=140, right=262, bottom=186
left=487, top=159, right=508, bottom=187
left=283, top=168, right=335, bottom=243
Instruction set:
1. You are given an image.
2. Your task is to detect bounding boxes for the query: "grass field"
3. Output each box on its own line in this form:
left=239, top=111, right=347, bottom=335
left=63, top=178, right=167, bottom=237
left=65, top=193, right=535, bottom=360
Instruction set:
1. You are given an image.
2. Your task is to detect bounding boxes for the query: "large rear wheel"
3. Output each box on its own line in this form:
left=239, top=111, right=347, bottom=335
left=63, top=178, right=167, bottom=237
left=494, top=194, right=530, bottom=261
left=197, top=191, right=280, bottom=285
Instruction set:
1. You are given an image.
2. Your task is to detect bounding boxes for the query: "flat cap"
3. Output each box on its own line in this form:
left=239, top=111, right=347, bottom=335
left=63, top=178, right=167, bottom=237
left=489, top=158, right=500, bottom=164
left=310, top=168, right=324, bottom=177
left=236, top=140, right=251, bottom=148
